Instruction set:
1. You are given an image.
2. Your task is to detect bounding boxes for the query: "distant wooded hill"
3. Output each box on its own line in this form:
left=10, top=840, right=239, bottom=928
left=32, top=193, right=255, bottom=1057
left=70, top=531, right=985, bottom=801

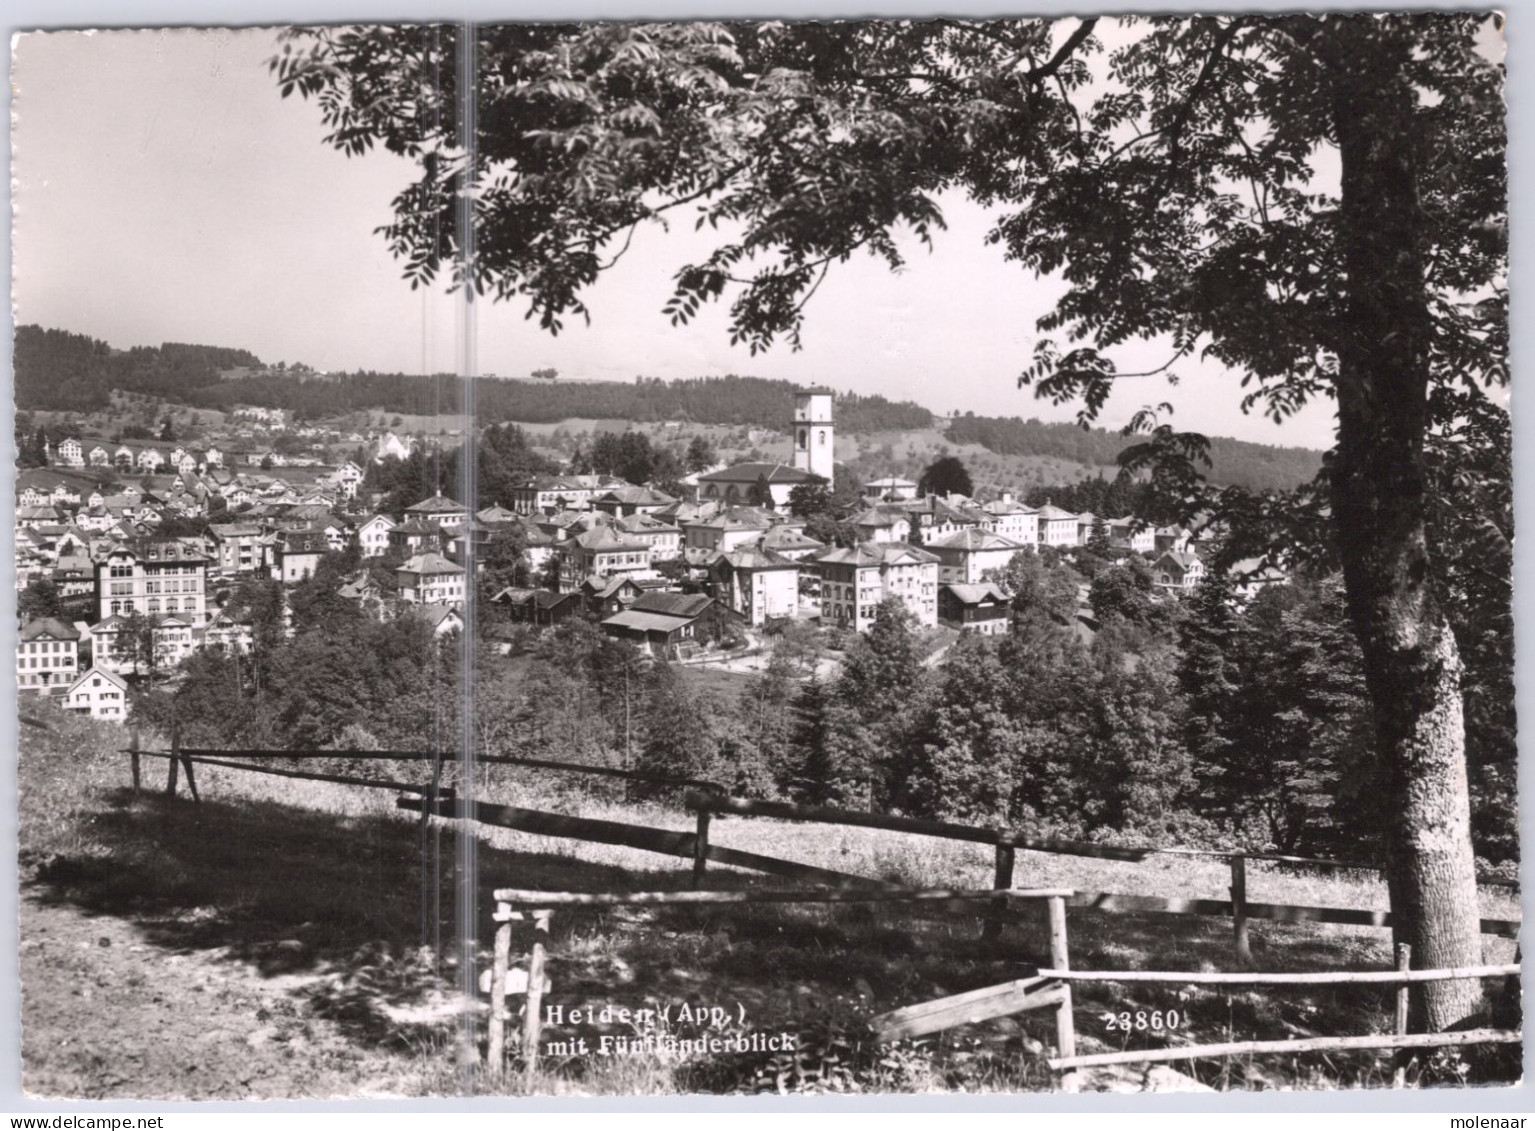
left=188, top=371, right=936, bottom=434
left=14, top=325, right=263, bottom=411
left=16, top=323, right=1324, bottom=491
left=945, top=413, right=1325, bottom=492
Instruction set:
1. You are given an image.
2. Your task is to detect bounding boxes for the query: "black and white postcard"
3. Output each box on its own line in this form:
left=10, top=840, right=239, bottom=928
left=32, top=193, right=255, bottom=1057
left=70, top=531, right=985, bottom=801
left=7, top=9, right=1521, bottom=1103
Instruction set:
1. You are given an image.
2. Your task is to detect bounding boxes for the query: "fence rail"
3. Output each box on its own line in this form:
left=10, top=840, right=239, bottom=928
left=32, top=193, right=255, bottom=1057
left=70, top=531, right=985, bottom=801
left=1047, top=1028, right=1520, bottom=1073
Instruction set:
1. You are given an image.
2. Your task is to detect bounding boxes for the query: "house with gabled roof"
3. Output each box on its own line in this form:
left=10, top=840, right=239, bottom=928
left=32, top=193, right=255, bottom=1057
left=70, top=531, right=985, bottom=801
left=710, top=546, right=800, bottom=626
left=63, top=666, right=129, bottom=721
left=600, top=592, right=715, bottom=657
left=1035, top=503, right=1080, bottom=548
left=593, top=485, right=678, bottom=518
left=924, top=528, right=1028, bottom=586
left=1153, top=550, right=1205, bottom=594
left=812, top=541, right=939, bottom=631
left=939, top=583, right=1011, bottom=636
left=560, top=526, right=655, bottom=591
left=396, top=552, right=466, bottom=606
left=403, top=492, right=469, bottom=530
left=17, top=617, right=81, bottom=697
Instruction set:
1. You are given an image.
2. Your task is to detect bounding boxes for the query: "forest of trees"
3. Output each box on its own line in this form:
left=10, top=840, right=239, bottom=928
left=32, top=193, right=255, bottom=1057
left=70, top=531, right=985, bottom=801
left=945, top=414, right=1325, bottom=493
left=13, top=325, right=263, bottom=411
left=188, top=371, right=935, bottom=434
left=144, top=551, right=1516, bottom=873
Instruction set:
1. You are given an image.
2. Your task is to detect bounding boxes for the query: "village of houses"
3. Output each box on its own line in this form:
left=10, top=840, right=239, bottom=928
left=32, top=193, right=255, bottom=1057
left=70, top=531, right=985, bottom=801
left=14, top=390, right=1285, bottom=721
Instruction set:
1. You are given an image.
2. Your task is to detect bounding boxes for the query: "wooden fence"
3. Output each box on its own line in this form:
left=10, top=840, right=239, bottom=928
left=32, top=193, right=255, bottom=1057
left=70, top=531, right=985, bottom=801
left=684, top=792, right=1523, bottom=949
left=867, top=898, right=1519, bottom=1090
left=121, top=739, right=1522, bottom=1090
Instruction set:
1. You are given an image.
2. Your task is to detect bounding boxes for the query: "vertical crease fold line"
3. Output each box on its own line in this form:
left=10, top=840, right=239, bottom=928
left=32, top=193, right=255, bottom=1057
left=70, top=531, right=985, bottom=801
left=454, top=18, right=480, bottom=1095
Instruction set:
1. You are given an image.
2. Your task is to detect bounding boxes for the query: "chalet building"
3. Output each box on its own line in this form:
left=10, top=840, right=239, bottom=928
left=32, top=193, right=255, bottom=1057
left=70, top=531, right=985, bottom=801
left=17, top=617, right=80, bottom=697
left=1153, top=550, right=1206, bottom=594
left=57, top=438, right=85, bottom=467
left=493, top=586, right=583, bottom=626
left=812, top=542, right=939, bottom=631
left=938, top=583, right=1011, bottom=636
left=582, top=574, right=646, bottom=618
left=600, top=592, right=715, bottom=657
left=88, top=445, right=111, bottom=467
left=923, top=528, right=1027, bottom=586
left=710, top=547, right=800, bottom=626
left=357, top=514, right=397, bottom=558
left=396, top=552, right=466, bottom=606
left=403, top=493, right=470, bottom=531
left=97, top=539, right=209, bottom=626
left=694, top=462, right=812, bottom=511
left=63, top=667, right=129, bottom=721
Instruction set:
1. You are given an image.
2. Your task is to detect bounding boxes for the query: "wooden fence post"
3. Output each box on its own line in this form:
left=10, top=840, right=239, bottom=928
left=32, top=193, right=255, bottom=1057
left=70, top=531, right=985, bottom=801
left=1048, top=894, right=1078, bottom=1093
left=178, top=726, right=199, bottom=803
left=1393, top=942, right=1412, bottom=1088
left=982, top=843, right=1015, bottom=941
left=488, top=903, right=512, bottom=1078
left=165, top=726, right=180, bottom=798
left=692, top=809, right=711, bottom=888
left=523, top=910, right=551, bottom=1088
left=129, top=725, right=141, bottom=795
left=425, top=752, right=443, bottom=830
left=1230, top=854, right=1252, bottom=968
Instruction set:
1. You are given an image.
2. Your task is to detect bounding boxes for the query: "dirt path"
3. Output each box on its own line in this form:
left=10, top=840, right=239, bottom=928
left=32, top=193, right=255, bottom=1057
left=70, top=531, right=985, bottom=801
left=19, top=893, right=452, bottom=1100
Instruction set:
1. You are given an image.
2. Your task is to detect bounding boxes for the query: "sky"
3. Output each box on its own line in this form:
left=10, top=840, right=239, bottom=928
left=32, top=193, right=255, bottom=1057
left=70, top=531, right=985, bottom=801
left=10, top=23, right=1392, bottom=451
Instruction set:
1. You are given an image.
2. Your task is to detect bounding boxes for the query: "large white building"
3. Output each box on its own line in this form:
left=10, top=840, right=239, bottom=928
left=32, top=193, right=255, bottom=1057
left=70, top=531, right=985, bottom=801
left=96, top=539, right=209, bottom=626
left=813, top=542, right=939, bottom=631
left=17, top=617, right=80, bottom=697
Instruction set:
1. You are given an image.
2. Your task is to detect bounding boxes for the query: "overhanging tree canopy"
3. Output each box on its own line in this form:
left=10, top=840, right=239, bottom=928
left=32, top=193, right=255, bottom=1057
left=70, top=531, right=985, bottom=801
left=273, top=13, right=1508, bottom=1033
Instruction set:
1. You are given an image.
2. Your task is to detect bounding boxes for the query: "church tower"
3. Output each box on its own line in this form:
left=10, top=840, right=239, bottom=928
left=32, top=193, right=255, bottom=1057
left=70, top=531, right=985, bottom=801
left=792, top=388, right=835, bottom=486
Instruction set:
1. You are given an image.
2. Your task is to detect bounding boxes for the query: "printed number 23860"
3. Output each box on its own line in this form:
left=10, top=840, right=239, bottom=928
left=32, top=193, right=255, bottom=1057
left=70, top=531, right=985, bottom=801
left=1102, top=1010, right=1181, bottom=1032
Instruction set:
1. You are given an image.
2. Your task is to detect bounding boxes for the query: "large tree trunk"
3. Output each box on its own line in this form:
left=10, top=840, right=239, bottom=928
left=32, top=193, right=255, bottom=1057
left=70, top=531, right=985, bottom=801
left=1329, top=29, right=1485, bottom=1032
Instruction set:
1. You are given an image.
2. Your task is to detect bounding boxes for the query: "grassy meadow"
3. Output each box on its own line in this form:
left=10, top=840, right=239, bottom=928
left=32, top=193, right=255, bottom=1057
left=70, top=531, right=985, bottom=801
left=16, top=700, right=1521, bottom=1097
